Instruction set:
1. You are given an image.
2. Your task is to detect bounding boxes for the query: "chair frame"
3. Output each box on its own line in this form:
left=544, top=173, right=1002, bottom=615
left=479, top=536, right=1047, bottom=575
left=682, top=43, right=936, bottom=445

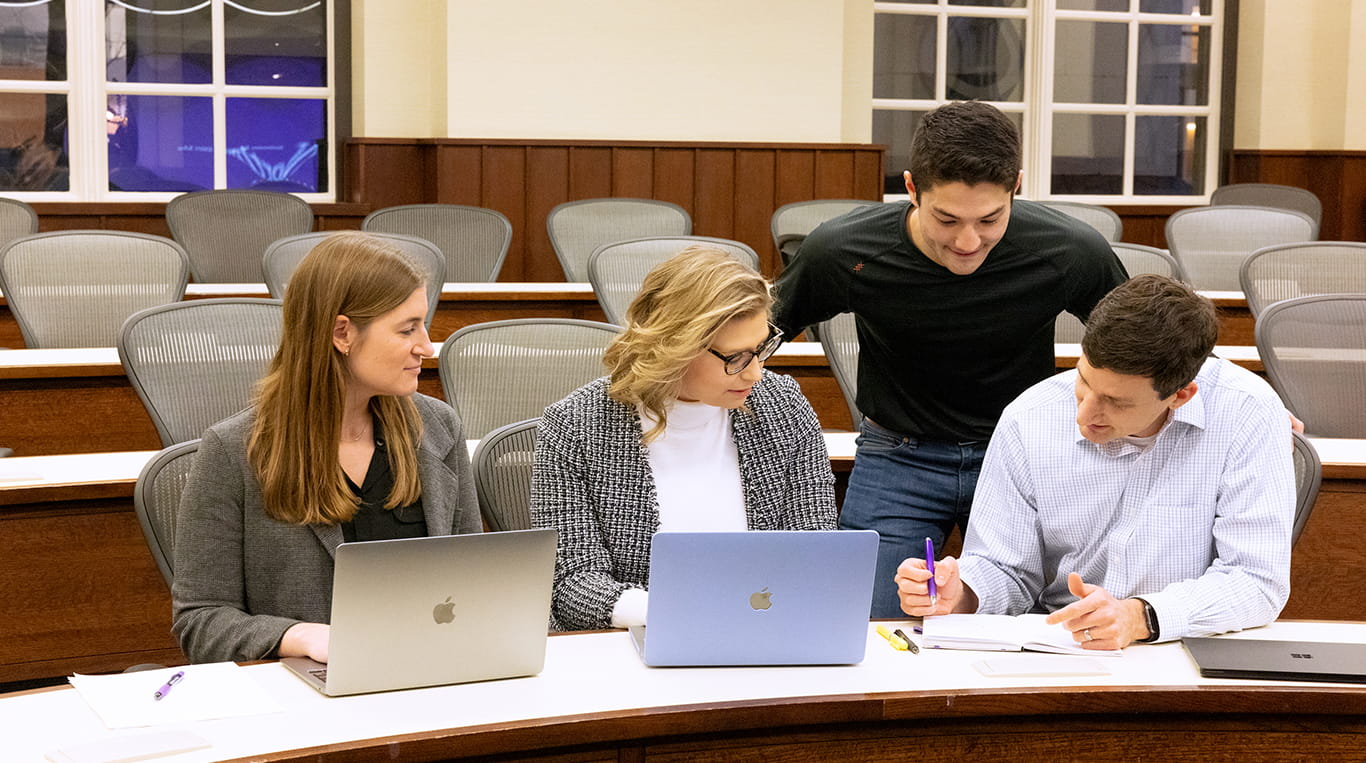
left=546, top=198, right=692, bottom=282
left=1290, top=430, right=1322, bottom=546
left=262, top=231, right=446, bottom=323
left=1210, top=183, right=1323, bottom=227
left=1164, top=205, right=1319, bottom=291
left=586, top=235, right=760, bottom=325
left=133, top=439, right=202, bottom=586
left=361, top=203, right=512, bottom=282
left=1038, top=200, right=1124, bottom=242
left=817, top=312, right=862, bottom=428
left=770, top=199, right=879, bottom=266
left=1238, top=241, right=1366, bottom=317
left=166, top=189, right=314, bottom=283
left=1255, top=293, right=1366, bottom=439
left=0, top=197, right=39, bottom=242
left=471, top=417, right=541, bottom=533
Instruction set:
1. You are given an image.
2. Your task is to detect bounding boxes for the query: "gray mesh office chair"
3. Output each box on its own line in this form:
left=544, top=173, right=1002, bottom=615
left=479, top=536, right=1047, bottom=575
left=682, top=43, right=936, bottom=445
left=263, top=231, right=446, bottom=324
left=362, top=204, right=511, bottom=282
left=1239, top=242, right=1366, bottom=317
left=1165, top=205, right=1318, bottom=291
left=166, top=189, right=313, bottom=282
left=1256, top=294, right=1366, bottom=438
left=1055, top=243, right=1187, bottom=343
left=439, top=318, right=620, bottom=439
left=586, top=236, right=759, bottom=326
left=0, top=197, right=38, bottom=248
left=1211, top=183, right=1322, bottom=229
left=0, top=231, right=189, bottom=348
left=133, top=439, right=201, bottom=586
left=472, top=418, right=540, bottom=533
left=771, top=199, right=878, bottom=267
left=119, top=298, right=283, bottom=446
left=546, top=198, right=691, bottom=282
left=1038, top=201, right=1124, bottom=242
left=1290, top=430, right=1322, bottom=547
left=817, top=312, right=861, bottom=428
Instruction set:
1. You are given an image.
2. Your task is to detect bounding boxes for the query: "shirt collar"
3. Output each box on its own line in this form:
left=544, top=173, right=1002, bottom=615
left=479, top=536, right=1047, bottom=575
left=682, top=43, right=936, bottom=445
left=1072, top=374, right=1208, bottom=457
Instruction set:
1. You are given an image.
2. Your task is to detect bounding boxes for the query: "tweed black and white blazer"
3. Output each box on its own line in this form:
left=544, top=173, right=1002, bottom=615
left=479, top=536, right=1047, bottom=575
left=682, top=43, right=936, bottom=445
left=531, top=370, right=837, bottom=631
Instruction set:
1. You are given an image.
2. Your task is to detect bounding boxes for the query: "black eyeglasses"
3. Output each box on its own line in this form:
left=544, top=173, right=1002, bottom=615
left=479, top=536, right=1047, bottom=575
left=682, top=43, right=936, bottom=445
left=707, top=323, right=784, bottom=375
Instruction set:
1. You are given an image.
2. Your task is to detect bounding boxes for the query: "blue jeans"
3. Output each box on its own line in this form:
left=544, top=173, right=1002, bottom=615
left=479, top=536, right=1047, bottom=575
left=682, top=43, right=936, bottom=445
left=839, top=419, right=988, bottom=618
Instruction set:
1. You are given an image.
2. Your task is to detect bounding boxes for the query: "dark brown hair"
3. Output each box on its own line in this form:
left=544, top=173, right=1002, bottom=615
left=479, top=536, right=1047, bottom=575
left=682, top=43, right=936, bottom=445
left=908, top=101, right=1021, bottom=199
left=1081, top=274, right=1218, bottom=398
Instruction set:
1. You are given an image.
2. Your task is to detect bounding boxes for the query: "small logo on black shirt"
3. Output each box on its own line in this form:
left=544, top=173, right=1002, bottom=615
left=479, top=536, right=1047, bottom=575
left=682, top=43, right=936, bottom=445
left=853, top=262, right=864, bottom=273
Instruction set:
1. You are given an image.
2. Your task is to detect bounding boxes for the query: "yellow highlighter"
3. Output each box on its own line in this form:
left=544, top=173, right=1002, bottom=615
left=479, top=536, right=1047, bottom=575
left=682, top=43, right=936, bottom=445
left=876, top=624, right=909, bottom=651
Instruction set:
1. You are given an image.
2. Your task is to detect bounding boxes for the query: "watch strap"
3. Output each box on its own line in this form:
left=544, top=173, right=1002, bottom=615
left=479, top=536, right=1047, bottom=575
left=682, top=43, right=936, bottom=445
left=1134, top=597, right=1160, bottom=643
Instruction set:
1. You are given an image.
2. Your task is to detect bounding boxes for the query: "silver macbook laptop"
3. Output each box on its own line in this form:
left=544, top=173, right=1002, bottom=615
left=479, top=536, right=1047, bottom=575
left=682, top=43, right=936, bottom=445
left=1183, top=636, right=1366, bottom=684
left=630, top=530, right=878, bottom=666
left=282, top=528, right=556, bottom=696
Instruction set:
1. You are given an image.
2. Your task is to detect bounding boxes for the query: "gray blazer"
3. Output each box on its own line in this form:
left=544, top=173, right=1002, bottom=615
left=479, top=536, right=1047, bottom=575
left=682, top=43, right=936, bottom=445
left=531, top=371, right=836, bottom=631
left=171, top=393, right=481, bottom=663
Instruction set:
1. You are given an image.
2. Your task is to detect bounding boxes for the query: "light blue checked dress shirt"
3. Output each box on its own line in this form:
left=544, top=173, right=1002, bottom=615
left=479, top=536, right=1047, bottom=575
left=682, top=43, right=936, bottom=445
left=958, top=357, right=1294, bottom=642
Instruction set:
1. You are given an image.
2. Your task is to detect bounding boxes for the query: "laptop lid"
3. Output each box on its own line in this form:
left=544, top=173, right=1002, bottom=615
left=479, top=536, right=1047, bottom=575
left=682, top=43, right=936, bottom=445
left=634, top=530, right=878, bottom=666
left=1182, top=637, right=1366, bottom=684
left=283, top=528, right=556, bottom=696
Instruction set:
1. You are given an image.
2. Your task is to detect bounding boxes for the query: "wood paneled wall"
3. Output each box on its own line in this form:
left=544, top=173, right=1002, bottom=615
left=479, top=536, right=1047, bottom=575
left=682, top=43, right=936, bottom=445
left=345, top=138, right=886, bottom=280
left=1228, top=150, right=1366, bottom=243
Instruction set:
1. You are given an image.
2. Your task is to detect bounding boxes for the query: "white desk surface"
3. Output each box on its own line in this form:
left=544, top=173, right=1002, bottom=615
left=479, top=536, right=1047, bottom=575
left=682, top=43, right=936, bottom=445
left=0, top=620, right=1360, bottom=762
left=179, top=282, right=598, bottom=298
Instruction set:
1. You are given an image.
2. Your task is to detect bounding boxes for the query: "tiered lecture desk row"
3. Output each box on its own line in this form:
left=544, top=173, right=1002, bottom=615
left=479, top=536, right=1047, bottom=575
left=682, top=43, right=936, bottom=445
left=4, top=620, right=1366, bottom=761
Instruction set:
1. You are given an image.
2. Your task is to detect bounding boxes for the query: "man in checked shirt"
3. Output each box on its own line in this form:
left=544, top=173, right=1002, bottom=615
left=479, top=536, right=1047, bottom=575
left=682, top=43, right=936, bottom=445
left=895, top=274, right=1295, bottom=650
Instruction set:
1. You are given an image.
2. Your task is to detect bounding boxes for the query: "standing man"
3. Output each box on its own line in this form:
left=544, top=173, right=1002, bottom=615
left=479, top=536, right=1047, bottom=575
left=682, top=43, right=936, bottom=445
left=895, top=275, right=1293, bottom=648
left=773, top=101, right=1127, bottom=617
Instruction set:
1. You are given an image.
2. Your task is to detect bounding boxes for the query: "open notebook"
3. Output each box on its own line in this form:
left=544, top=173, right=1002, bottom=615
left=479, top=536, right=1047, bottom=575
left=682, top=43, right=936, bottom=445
left=922, top=613, right=1122, bottom=656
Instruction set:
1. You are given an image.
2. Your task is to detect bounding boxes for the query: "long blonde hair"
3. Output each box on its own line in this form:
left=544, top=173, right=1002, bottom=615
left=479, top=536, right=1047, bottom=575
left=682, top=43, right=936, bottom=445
left=249, top=232, right=426, bottom=525
left=604, top=246, right=772, bottom=442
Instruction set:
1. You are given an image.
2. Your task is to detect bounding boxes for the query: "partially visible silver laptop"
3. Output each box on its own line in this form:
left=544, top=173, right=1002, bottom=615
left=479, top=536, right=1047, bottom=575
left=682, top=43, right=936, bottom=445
left=1183, top=636, right=1366, bottom=684
left=630, top=530, right=878, bottom=667
left=282, top=528, right=556, bottom=696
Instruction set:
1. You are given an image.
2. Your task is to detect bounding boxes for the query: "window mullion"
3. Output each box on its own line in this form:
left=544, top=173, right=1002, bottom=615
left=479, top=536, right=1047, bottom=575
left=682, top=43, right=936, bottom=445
left=1026, top=0, right=1053, bottom=200
left=68, top=0, right=106, bottom=201
left=212, top=0, right=227, bottom=189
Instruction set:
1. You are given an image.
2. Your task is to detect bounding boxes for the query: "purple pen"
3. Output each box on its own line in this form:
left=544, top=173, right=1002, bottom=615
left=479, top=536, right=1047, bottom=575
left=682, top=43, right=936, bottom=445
left=925, top=537, right=938, bottom=606
left=153, top=670, right=184, bottom=701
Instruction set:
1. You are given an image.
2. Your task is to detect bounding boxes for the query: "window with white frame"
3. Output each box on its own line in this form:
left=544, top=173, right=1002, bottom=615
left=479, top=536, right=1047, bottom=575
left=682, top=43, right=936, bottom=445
left=0, top=0, right=333, bottom=201
left=872, top=0, right=1220, bottom=203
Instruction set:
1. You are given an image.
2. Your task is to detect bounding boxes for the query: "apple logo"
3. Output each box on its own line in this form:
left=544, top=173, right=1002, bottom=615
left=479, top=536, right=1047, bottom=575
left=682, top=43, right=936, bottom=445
left=749, top=587, right=773, bottom=611
left=432, top=596, right=456, bottom=624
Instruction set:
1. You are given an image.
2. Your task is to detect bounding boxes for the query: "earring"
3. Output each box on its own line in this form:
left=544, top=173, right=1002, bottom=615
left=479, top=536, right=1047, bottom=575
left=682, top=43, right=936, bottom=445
left=343, top=347, right=350, bottom=357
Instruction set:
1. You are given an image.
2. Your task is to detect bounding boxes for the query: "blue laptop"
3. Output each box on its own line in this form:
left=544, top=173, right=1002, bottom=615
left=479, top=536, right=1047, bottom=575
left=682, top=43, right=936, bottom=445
left=629, top=530, right=878, bottom=666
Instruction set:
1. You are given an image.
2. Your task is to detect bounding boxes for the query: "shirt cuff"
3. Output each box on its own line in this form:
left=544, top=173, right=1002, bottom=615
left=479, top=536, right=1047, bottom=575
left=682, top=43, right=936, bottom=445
left=610, top=587, right=649, bottom=629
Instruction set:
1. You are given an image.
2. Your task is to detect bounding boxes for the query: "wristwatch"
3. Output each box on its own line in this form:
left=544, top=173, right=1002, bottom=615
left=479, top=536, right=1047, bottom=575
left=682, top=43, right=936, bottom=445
left=1134, top=597, right=1160, bottom=643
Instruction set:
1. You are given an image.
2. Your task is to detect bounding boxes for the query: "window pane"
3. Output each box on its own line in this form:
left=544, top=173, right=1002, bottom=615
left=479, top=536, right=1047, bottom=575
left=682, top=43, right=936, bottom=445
left=104, top=0, right=211, bottom=84
left=1140, top=0, right=1211, bottom=14
left=874, top=14, right=935, bottom=100
left=0, top=0, right=66, bottom=81
left=1057, top=0, right=1128, bottom=10
left=1053, top=21, right=1127, bottom=104
left=1051, top=113, right=1124, bottom=195
left=946, top=16, right=1025, bottom=102
left=225, top=0, right=326, bottom=87
left=1134, top=115, right=1205, bottom=195
left=226, top=97, right=326, bottom=192
left=0, top=92, right=68, bottom=190
left=950, top=0, right=1025, bottom=7
left=872, top=109, right=923, bottom=195
left=1137, top=23, right=1209, bottom=105
left=108, top=95, right=212, bottom=192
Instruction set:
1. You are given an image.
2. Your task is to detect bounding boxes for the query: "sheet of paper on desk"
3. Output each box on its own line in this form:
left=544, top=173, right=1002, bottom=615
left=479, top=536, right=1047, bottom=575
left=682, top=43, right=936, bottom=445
left=68, top=662, right=283, bottom=729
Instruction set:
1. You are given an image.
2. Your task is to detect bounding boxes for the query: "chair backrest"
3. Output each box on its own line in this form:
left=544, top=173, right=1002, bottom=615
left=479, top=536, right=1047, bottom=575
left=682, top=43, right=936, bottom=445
left=0, top=231, right=190, bottom=348
left=770, top=199, right=878, bottom=267
left=1211, top=183, right=1322, bottom=228
left=1054, top=243, right=1186, bottom=343
left=1255, top=293, right=1366, bottom=438
left=1290, top=430, right=1322, bottom=547
left=1164, top=205, right=1318, bottom=291
left=118, top=298, right=283, bottom=446
left=133, top=439, right=201, bottom=586
left=0, top=197, right=38, bottom=249
left=439, top=318, right=620, bottom=439
left=586, top=236, right=760, bottom=326
left=1239, top=241, right=1366, bottom=317
left=262, top=231, right=446, bottom=324
left=817, top=312, right=861, bottom=428
left=166, top=189, right=314, bottom=282
left=546, top=198, right=691, bottom=282
left=471, top=417, right=540, bottom=532
left=1038, top=201, right=1123, bottom=242
left=362, top=204, right=511, bottom=282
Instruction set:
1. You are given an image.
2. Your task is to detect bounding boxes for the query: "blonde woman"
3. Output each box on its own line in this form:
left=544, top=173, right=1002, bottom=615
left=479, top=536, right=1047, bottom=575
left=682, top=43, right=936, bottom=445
left=172, top=232, right=480, bottom=664
left=532, top=247, right=836, bottom=631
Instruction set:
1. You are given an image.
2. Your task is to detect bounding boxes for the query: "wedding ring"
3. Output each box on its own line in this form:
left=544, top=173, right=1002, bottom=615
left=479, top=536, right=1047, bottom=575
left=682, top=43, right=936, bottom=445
left=1084, top=628, right=1094, bottom=641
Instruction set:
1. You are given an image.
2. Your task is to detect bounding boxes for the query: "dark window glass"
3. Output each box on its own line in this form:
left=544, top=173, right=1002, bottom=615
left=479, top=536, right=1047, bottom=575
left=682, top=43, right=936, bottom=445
left=226, top=97, right=325, bottom=192
left=0, top=0, right=66, bottom=80
left=950, top=0, right=1025, bottom=7
left=1137, top=23, right=1209, bottom=106
left=0, top=92, right=68, bottom=191
left=872, top=109, right=924, bottom=195
left=1057, top=0, right=1128, bottom=9
left=1054, top=21, right=1127, bottom=104
left=1134, top=115, right=1205, bottom=195
left=874, top=14, right=936, bottom=100
left=946, top=16, right=1025, bottom=101
left=1051, top=113, right=1124, bottom=195
left=107, top=94, right=212, bottom=192
left=104, top=0, right=211, bottom=84
left=225, top=0, right=326, bottom=86
left=1140, top=0, right=1211, bottom=13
